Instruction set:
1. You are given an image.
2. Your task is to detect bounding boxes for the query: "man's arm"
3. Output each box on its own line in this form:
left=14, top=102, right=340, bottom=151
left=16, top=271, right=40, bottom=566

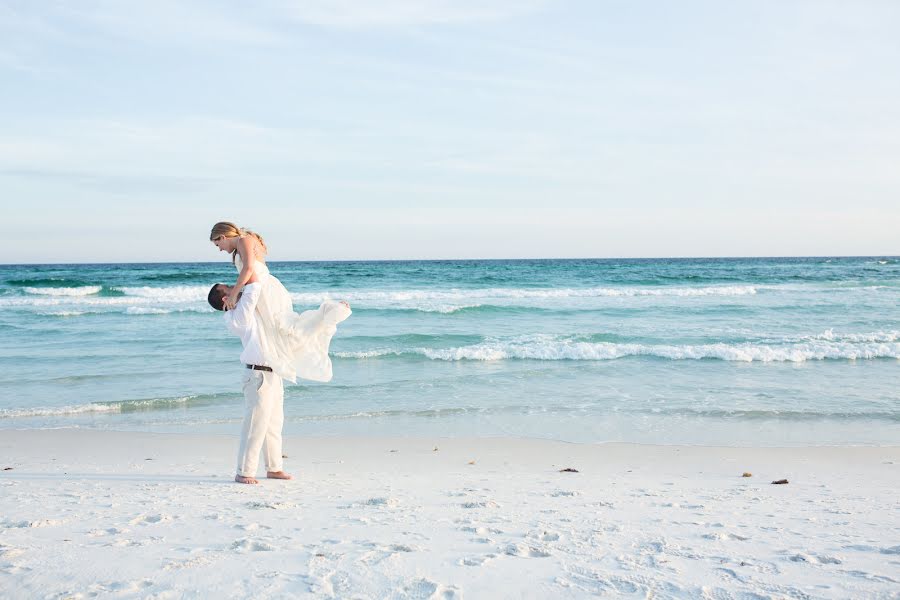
left=227, top=284, right=262, bottom=332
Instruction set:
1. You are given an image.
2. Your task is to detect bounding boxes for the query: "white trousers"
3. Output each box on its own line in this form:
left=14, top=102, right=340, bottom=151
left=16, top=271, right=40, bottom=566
left=236, top=369, right=284, bottom=477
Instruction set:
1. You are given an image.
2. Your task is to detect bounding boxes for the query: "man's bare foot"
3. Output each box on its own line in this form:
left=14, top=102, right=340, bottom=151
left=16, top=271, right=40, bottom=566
left=234, top=474, right=258, bottom=484
left=267, top=471, right=293, bottom=480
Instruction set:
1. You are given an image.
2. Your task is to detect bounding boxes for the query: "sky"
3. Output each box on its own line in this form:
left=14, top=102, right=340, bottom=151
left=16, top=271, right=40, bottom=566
left=1, top=0, right=899, bottom=263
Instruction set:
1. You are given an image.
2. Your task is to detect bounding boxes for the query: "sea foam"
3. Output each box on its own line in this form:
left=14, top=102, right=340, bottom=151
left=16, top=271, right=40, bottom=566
left=337, top=334, right=900, bottom=362
left=115, top=286, right=209, bottom=301
left=0, top=396, right=202, bottom=419
left=24, top=286, right=102, bottom=296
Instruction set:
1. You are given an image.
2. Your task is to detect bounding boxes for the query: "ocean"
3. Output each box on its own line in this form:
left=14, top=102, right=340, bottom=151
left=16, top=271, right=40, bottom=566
left=1, top=257, right=898, bottom=446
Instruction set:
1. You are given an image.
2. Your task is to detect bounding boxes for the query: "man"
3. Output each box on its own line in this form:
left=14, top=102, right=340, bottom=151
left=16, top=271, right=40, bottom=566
left=208, top=282, right=292, bottom=485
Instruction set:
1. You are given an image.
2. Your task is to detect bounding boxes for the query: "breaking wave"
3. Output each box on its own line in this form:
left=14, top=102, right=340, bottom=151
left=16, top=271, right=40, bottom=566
left=0, top=393, right=238, bottom=419
left=24, top=286, right=102, bottom=296
left=335, top=332, right=900, bottom=362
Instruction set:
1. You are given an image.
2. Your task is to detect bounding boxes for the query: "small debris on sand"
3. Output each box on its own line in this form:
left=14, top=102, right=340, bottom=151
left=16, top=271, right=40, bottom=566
left=771, top=479, right=789, bottom=485
left=742, top=472, right=752, bottom=477
left=2, top=467, right=12, bottom=471
left=560, top=468, right=579, bottom=473
left=389, top=449, right=398, bottom=453
left=282, top=454, right=288, bottom=459
left=468, top=460, right=476, bottom=465
left=433, top=446, right=439, bottom=452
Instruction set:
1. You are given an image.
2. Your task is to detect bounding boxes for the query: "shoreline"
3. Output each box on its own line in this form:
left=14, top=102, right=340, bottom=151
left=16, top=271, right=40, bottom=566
left=3, top=426, right=900, bottom=449
left=2, top=430, right=898, bottom=598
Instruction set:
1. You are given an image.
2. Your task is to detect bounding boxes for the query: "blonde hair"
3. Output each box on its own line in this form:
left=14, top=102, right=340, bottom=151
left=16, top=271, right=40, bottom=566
left=209, top=221, right=268, bottom=264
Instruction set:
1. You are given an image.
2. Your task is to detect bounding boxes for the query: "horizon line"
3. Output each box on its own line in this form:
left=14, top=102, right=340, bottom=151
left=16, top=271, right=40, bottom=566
left=1, top=254, right=898, bottom=267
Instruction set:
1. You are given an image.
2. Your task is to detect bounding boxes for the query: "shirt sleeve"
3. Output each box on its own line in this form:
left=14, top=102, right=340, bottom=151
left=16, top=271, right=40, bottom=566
left=226, top=284, right=262, bottom=333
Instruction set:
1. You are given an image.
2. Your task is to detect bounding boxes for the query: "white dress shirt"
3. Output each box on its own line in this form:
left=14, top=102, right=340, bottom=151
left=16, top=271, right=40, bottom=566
left=223, top=283, right=268, bottom=366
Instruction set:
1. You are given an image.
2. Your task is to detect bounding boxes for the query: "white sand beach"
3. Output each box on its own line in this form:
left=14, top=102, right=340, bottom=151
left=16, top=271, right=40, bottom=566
left=0, top=430, right=898, bottom=599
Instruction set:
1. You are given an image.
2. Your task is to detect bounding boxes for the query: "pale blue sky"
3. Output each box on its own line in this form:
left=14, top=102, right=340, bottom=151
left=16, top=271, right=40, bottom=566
left=2, top=0, right=898, bottom=263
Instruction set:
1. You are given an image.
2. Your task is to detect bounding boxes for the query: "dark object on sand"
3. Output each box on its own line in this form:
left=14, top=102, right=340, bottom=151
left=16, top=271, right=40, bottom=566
left=282, top=454, right=288, bottom=458
left=771, top=479, right=789, bottom=485
left=559, top=468, right=579, bottom=473
left=742, top=472, right=752, bottom=477
left=2, top=467, right=12, bottom=471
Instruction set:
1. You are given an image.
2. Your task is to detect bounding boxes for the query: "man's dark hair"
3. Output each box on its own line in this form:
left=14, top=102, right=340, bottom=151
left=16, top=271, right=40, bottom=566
left=208, top=283, right=228, bottom=311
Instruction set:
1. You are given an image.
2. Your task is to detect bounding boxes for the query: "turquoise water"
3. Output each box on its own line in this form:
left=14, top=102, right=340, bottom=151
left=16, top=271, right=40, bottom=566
left=1, top=257, right=898, bottom=446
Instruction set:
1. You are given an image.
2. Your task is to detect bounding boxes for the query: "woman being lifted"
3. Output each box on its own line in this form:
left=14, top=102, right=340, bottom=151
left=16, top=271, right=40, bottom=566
left=210, top=221, right=267, bottom=310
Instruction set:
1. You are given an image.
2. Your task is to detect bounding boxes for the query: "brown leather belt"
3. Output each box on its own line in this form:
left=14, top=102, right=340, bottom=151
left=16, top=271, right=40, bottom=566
left=246, top=364, right=273, bottom=372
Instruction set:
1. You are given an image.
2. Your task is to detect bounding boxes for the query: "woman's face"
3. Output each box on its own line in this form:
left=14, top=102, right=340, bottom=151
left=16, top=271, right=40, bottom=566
left=212, top=235, right=233, bottom=253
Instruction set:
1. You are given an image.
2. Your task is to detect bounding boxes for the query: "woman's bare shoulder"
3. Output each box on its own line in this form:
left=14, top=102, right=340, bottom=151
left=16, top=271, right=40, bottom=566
left=238, top=235, right=266, bottom=264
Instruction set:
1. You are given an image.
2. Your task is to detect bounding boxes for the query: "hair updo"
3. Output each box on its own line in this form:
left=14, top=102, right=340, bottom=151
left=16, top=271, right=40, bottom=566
left=209, top=221, right=268, bottom=264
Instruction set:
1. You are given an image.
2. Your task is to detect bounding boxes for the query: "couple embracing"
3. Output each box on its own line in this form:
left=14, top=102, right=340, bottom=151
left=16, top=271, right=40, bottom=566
left=206, top=222, right=351, bottom=484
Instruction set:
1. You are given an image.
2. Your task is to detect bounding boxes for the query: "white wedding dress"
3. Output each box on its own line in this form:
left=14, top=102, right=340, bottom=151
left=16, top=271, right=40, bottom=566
left=236, top=254, right=350, bottom=383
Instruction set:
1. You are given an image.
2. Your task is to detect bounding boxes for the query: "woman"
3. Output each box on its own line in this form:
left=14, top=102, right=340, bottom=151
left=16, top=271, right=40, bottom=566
left=209, top=221, right=350, bottom=383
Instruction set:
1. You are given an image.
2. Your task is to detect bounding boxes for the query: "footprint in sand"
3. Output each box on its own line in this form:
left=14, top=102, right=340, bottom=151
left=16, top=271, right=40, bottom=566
left=549, top=490, right=580, bottom=497
left=702, top=532, right=749, bottom=541
left=459, top=525, right=504, bottom=535
left=128, top=514, right=172, bottom=525
left=526, top=529, right=561, bottom=543
left=502, top=542, right=551, bottom=558
left=230, top=538, right=276, bottom=552
left=461, top=500, right=499, bottom=509
left=364, top=497, right=399, bottom=507
left=397, top=577, right=459, bottom=600
left=0, top=564, right=32, bottom=576
left=89, top=527, right=128, bottom=537
left=245, top=500, right=296, bottom=510
left=700, top=585, right=736, bottom=600
left=164, top=556, right=215, bottom=570
left=92, top=579, right=155, bottom=594
left=715, top=567, right=749, bottom=584
left=788, top=552, right=842, bottom=564
left=459, top=553, right=497, bottom=567
left=558, top=566, right=647, bottom=595
left=660, top=502, right=705, bottom=509
left=5, top=518, right=65, bottom=528
left=316, top=570, right=354, bottom=597
left=360, top=542, right=418, bottom=565
left=235, top=522, right=272, bottom=531
left=0, top=544, right=24, bottom=559
left=339, top=497, right=400, bottom=509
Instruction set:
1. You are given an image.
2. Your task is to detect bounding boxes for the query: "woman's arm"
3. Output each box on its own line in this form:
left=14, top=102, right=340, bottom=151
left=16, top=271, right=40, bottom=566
left=224, top=237, right=259, bottom=309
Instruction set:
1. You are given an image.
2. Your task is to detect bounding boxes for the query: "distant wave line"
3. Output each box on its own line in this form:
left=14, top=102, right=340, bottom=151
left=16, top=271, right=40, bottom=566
left=281, top=405, right=900, bottom=423
left=3, top=282, right=897, bottom=312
